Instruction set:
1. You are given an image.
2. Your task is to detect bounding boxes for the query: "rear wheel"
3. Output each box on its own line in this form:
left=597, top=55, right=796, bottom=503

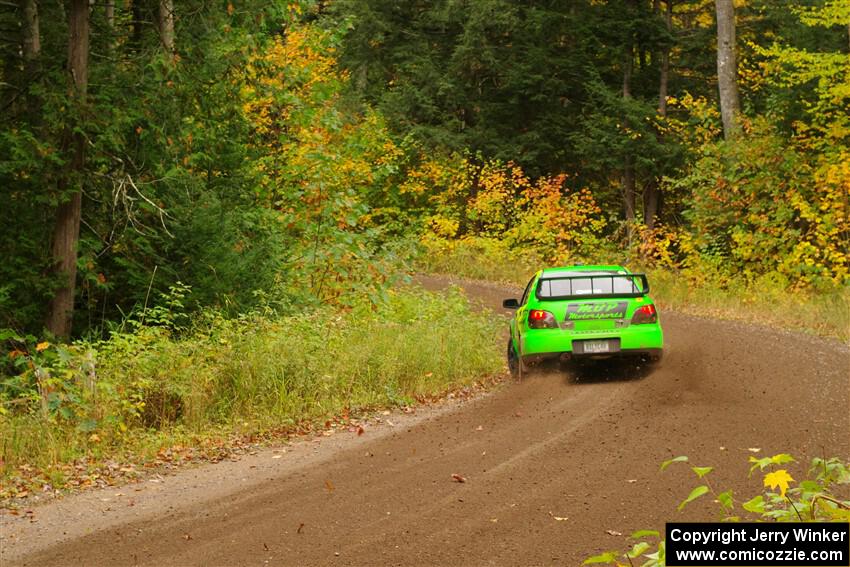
left=642, top=350, right=663, bottom=364
left=507, top=337, right=523, bottom=379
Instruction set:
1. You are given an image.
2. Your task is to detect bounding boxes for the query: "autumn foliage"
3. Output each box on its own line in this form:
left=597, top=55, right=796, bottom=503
left=239, top=26, right=403, bottom=304
left=400, top=154, right=608, bottom=264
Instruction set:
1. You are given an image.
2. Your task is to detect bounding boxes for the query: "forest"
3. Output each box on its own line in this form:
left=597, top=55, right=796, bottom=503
left=2, top=0, right=848, bottom=339
left=0, top=0, right=848, bottom=499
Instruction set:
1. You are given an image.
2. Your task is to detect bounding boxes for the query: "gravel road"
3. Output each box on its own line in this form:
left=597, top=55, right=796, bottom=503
left=2, top=275, right=848, bottom=566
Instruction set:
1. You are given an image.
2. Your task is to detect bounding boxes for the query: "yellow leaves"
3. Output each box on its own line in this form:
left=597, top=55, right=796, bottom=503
left=411, top=155, right=606, bottom=260
left=429, top=216, right=460, bottom=238
left=400, top=155, right=468, bottom=200
left=667, top=93, right=722, bottom=149
left=35, top=341, right=50, bottom=352
left=240, top=28, right=341, bottom=143
left=235, top=23, right=400, bottom=246
left=764, top=469, right=794, bottom=498
left=636, top=224, right=682, bottom=269
left=466, top=161, right=520, bottom=234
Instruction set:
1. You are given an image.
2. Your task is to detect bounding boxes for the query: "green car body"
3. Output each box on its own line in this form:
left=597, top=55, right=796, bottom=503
left=503, top=265, right=664, bottom=374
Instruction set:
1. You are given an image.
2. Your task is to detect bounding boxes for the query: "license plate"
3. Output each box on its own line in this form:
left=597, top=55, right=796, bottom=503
left=582, top=340, right=610, bottom=354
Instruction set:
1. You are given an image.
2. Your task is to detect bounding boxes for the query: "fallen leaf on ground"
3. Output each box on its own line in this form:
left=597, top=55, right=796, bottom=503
left=324, top=480, right=334, bottom=492
left=451, top=474, right=467, bottom=483
left=356, top=425, right=365, bottom=436
left=748, top=447, right=761, bottom=453
left=297, top=523, right=305, bottom=534
left=606, top=530, right=623, bottom=536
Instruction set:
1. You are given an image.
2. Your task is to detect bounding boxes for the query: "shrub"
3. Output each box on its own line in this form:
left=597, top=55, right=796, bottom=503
left=585, top=454, right=850, bottom=566
left=0, top=286, right=502, bottom=474
left=673, top=116, right=848, bottom=291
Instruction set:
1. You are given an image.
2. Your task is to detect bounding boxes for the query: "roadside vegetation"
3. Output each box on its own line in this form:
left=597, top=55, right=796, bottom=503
left=585, top=454, right=850, bottom=565
left=1, top=286, right=501, bottom=499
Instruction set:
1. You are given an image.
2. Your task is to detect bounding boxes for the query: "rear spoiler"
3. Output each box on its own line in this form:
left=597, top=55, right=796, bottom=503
left=535, top=273, right=650, bottom=300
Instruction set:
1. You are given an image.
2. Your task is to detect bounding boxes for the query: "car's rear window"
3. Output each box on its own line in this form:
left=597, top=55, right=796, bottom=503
left=537, top=271, right=640, bottom=298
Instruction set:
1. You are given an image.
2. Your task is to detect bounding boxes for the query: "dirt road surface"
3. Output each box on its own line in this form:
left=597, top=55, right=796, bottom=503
left=2, top=275, right=848, bottom=566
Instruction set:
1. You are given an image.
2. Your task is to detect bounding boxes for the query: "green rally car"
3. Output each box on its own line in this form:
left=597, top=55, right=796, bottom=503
left=502, top=265, right=664, bottom=377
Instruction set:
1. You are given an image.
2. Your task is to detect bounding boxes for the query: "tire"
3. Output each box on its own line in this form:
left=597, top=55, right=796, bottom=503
left=507, top=337, right=523, bottom=379
left=643, top=350, right=663, bottom=364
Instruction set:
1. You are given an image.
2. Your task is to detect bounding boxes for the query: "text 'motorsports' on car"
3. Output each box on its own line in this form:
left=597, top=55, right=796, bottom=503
left=502, top=265, right=664, bottom=377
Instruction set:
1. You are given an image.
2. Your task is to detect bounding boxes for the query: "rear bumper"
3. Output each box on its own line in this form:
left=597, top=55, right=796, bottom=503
left=520, top=324, right=664, bottom=357
left=522, top=348, right=663, bottom=364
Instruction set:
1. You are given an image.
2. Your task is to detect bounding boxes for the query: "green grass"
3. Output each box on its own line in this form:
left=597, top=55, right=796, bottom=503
left=417, top=235, right=544, bottom=285
left=0, top=287, right=503, bottom=488
left=417, top=236, right=849, bottom=343
left=646, top=268, right=849, bottom=342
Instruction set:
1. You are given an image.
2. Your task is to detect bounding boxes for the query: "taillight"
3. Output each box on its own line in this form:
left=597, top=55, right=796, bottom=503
left=631, top=304, right=657, bottom=324
left=528, top=309, right=557, bottom=329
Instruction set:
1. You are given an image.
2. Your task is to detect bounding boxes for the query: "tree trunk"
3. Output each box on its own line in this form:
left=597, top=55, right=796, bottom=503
left=105, top=0, right=115, bottom=50
left=657, top=0, right=671, bottom=117
left=105, top=0, right=114, bottom=28
left=643, top=181, right=659, bottom=229
left=622, top=26, right=636, bottom=222
left=20, top=0, right=41, bottom=115
left=715, top=0, right=740, bottom=139
left=622, top=162, right=636, bottom=221
left=158, top=0, right=174, bottom=54
left=45, top=0, right=89, bottom=339
left=645, top=0, right=673, bottom=230
left=131, top=0, right=143, bottom=51
left=21, top=0, right=40, bottom=71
